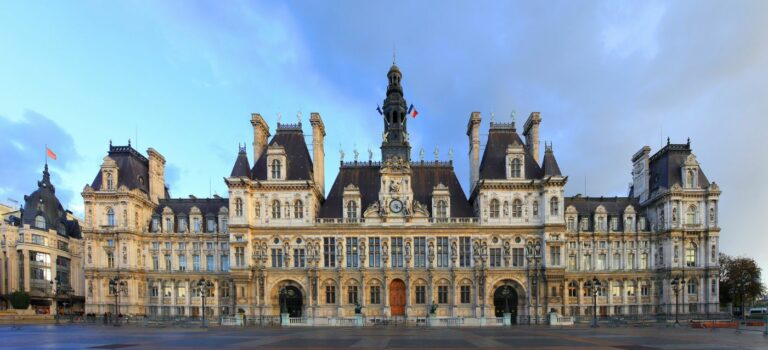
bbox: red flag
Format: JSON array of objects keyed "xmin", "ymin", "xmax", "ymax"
[
  {"xmin": 411, "ymin": 107, "xmax": 419, "ymax": 118},
  {"xmin": 46, "ymin": 147, "xmax": 57, "ymax": 160}
]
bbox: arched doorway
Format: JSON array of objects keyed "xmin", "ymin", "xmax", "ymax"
[
  {"xmin": 278, "ymin": 286, "xmax": 303, "ymax": 317},
  {"xmin": 389, "ymin": 279, "xmax": 405, "ymax": 316},
  {"xmin": 493, "ymin": 284, "xmax": 518, "ymax": 323}
]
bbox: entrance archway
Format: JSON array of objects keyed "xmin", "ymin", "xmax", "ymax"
[
  {"xmin": 493, "ymin": 284, "xmax": 518, "ymax": 323},
  {"xmin": 279, "ymin": 286, "xmax": 303, "ymax": 317},
  {"xmin": 389, "ymin": 279, "xmax": 405, "ymax": 316}
]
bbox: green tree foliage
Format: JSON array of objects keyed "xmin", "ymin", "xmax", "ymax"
[
  {"xmin": 8, "ymin": 291, "xmax": 31, "ymax": 309},
  {"xmin": 719, "ymin": 253, "xmax": 765, "ymax": 307}
]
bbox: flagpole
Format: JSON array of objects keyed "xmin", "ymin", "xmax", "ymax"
[{"xmin": 45, "ymin": 144, "xmax": 47, "ymax": 166}]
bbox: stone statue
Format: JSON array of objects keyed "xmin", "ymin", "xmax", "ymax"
[
  {"xmin": 428, "ymin": 242, "xmax": 435, "ymax": 259},
  {"xmin": 429, "ymin": 302, "xmax": 438, "ymax": 315},
  {"xmin": 405, "ymin": 241, "xmax": 411, "ymax": 258},
  {"xmin": 473, "ymin": 241, "xmax": 480, "ymax": 257},
  {"xmin": 382, "ymin": 131, "xmax": 389, "ymax": 143},
  {"xmin": 368, "ymin": 147, "xmax": 373, "ymax": 161},
  {"xmin": 448, "ymin": 147, "xmax": 453, "ymax": 161},
  {"xmin": 504, "ymin": 241, "xmax": 510, "ymax": 256},
  {"xmin": 382, "ymin": 242, "xmax": 388, "ymax": 257},
  {"xmin": 526, "ymin": 242, "xmax": 533, "ymax": 256},
  {"xmin": 419, "ymin": 147, "xmax": 425, "ymax": 161},
  {"xmin": 451, "ymin": 241, "xmax": 457, "ymax": 258},
  {"xmin": 433, "ymin": 146, "xmax": 439, "ymax": 160},
  {"xmin": 359, "ymin": 241, "xmax": 366, "ymax": 256},
  {"xmin": 339, "ymin": 147, "xmax": 345, "ymax": 162},
  {"xmin": 354, "ymin": 148, "xmax": 359, "ymax": 162},
  {"xmin": 337, "ymin": 241, "xmax": 344, "ymax": 257}
]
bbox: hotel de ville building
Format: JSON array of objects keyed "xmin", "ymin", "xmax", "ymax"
[{"xmin": 83, "ymin": 63, "xmax": 722, "ymax": 324}]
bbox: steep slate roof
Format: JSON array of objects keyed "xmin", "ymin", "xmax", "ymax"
[
  {"xmin": 230, "ymin": 148, "xmax": 252, "ymax": 178},
  {"xmin": 153, "ymin": 197, "xmax": 229, "ymax": 216},
  {"xmin": 319, "ymin": 163, "xmax": 474, "ymax": 218},
  {"xmin": 479, "ymin": 123, "xmax": 543, "ymax": 180},
  {"xmin": 541, "ymin": 148, "xmax": 562, "ymax": 177},
  {"xmin": 648, "ymin": 142, "xmax": 710, "ymax": 192},
  {"xmin": 251, "ymin": 124, "xmax": 314, "ymax": 181},
  {"xmin": 91, "ymin": 144, "xmax": 150, "ymax": 193},
  {"xmin": 565, "ymin": 196, "xmax": 641, "ymax": 231},
  {"xmin": 21, "ymin": 165, "xmax": 82, "ymax": 239}
]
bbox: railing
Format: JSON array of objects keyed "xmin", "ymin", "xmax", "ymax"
[
  {"xmin": 288, "ymin": 317, "xmax": 307, "ymax": 325},
  {"xmin": 484, "ymin": 317, "xmax": 504, "ymax": 326},
  {"xmin": 316, "ymin": 218, "xmax": 365, "ymax": 225},
  {"xmin": 428, "ymin": 217, "xmax": 479, "ymax": 224}
]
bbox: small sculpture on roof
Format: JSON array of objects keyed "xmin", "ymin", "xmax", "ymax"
[
  {"xmin": 433, "ymin": 146, "xmax": 439, "ymax": 160},
  {"xmin": 419, "ymin": 147, "xmax": 425, "ymax": 161},
  {"xmin": 448, "ymin": 147, "xmax": 453, "ymax": 161},
  {"xmin": 297, "ymin": 111, "xmax": 302, "ymax": 124},
  {"xmin": 353, "ymin": 148, "xmax": 359, "ymax": 162},
  {"xmin": 368, "ymin": 147, "xmax": 373, "ymax": 161},
  {"xmin": 339, "ymin": 145, "xmax": 345, "ymax": 162}
]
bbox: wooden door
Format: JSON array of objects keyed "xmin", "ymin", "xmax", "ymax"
[{"xmin": 390, "ymin": 279, "xmax": 406, "ymax": 316}]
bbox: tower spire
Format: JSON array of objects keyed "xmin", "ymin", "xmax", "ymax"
[{"xmin": 380, "ymin": 61, "xmax": 411, "ymax": 162}]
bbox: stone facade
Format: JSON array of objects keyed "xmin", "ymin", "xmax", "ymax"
[{"xmin": 83, "ymin": 64, "xmax": 721, "ymax": 323}]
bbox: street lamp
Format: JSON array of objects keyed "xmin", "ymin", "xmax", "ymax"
[
  {"xmin": 50, "ymin": 277, "xmax": 61, "ymax": 325},
  {"xmin": 197, "ymin": 278, "xmax": 214, "ymax": 328},
  {"xmin": 670, "ymin": 276, "xmax": 685, "ymax": 327},
  {"xmin": 109, "ymin": 275, "xmax": 127, "ymax": 327},
  {"xmin": 585, "ymin": 277, "xmax": 601, "ymax": 328}
]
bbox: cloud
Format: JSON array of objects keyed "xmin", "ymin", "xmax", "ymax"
[{"xmin": 0, "ymin": 110, "xmax": 80, "ymax": 214}]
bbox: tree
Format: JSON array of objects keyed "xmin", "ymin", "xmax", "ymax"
[
  {"xmin": 719, "ymin": 253, "xmax": 765, "ymax": 310},
  {"xmin": 8, "ymin": 291, "xmax": 31, "ymax": 309}
]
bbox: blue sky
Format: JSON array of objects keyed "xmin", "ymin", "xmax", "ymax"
[{"xmin": 1, "ymin": 0, "xmax": 766, "ymax": 279}]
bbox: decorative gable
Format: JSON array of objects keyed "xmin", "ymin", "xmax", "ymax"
[{"xmin": 505, "ymin": 141, "xmax": 525, "ymax": 179}]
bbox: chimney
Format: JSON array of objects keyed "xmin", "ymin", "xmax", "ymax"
[
  {"xmin": 251, "ymin": 113, "xmax": 270, "ymax": 163},
  {"xmin": 523, "ymin": 112, "xmax": 542, "ymax": 164},
  {"xmin": 310, "ymin": 112, "xmax": 326, "ymax": 196},
  {"xmin": 631, "ymin": 146, "xmax": 651, "ymax": 202},
  {"xmin": 147, "ymin": 148, "xmax": 166, "ymax": 204},
  {"xmin": 467, "ymin": 111, "xmax": 482, "ymax": 192}
]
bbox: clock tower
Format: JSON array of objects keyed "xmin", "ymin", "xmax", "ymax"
[{"xmin": 380, "ymin": 63, "xmax": 412, "ymax": 163}]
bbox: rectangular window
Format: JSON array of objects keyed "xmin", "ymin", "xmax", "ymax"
[
  {"xmin": 165, "ymin": 255, "xmax": 171, "ymax": 271},
  {"xmin": 640, "ymin": 253, "xmax": 649, "ymax": 269},
  {"xmin": 324, "ymin": 237, "xmax": 336, "ymax": 268},
  {"xmin": 177, "ymin": 285, "xmax": 186, "ymax": 298},
  {"xmin": 107, "ymin": 253, "xmax": 114, "ymax": 269},
  {"xmin": 391, "ymin": 237, "xmax": 403, "ymax": 268},
  {"xmin": 348, "ymin": 286, "xmax": 358, "ymax": 304},
  {"xmin": 206, "ymin": 242, "xmax": 214, "ymax": 250},
  {"xmin": 206, "ymin": 219, "xmax": 215, "ymax": 233},
  {"xmin": 581, "ymin": 218, "xmax": 589, "ymax": 231},
  {"xmin": 178, "ymin": 242, "xmax": 186, "ymax": 250},
  {"xmin": 370, "ymin": 286, "xmax": 381, "ymax": 304},
  {"xmin": 325, "ymin": 285, "xmax": 336, "ymax": 304},
  {"xmin": 413, "ymin": 237, "xmax": 426, "ymax": 268},
  {"xmin": 193, "ymin": 255, "xmax": 200, "ymax": 271},
  {"xmin": 567, "ymin": 218, "xmax": 575, "ymax": 231},
  {"xmin": 271, "ymin": 248, "xmax": 283, "ymax": 268},
  {"xmin": 294, "ymin": 248, "xmax": 305, "ymax": 268},
  {"xmin": 612, "ymin": 285, "xmax": 621, "ymax": 297},
  {"xmin": 583, "ymin": 255, "xmax": 592, "ymax": 270},
  {"xmin": 597, "ymin": 254, "xmax": 606, "ymax": 270},
  {"xmin": 165, "ymin": 218, "xmax": 172, "ymax": 233},
  {"xmin": 610, "ymin": 217, "xmax": 618, "ymax": 231},
  {"xmin": 369, "ymin": 237, "xmax": 381, "ymax": 268},
  {"xmin": 346, "ymin": 237, "xmax": 358, "ymax": 268},
  {"xmin": 460, "ymin": 285, "xmax": 471, "ymax": 304},
  {"xmin": 178, "ymin": 255, "xmax": 186, "ymax": 271},
  {"xmin": 150, "ymin": 285, "xmax": 159, "ymax": 297},
  {"xmin": 152, "ymin": 218, "xmax": 159, "ymax": 232},
  {"xmin": 415, "ymin": 286, "xmax": 426, "ymax": 304},
  {"xmin": 220, "ymin": 255, "xmax": 229, "ymax": 272},
  {"xmin": 641, "ymin": 283, "xmax": 650, "ymax": 296},
  {"xmin": 206, "ymin": 255, "xmax": 214, "ymax": 271},
  {"xmin": 512, "ymin": 248, "xmax": 524, "ymax": 267},
  {"xmin": 436, "ymin": 237, "xmax": 449, "ymax": 267},
  {"xmin": 193, "ymin": 218, "xmax": 200, "ymax": 233},
  {"xmin": 489, "ymin": 248, "xmax": 502, "ymax": 267},
  {"xmin": 612, "ymin": 254, "xmax": 621, "ymax": 270},
  {"xmin": 599, "ymin": 241, "xmax": 607, "ymax": 249},
  {"xmin": 568, "ymin": 255, "xmax": 577, "ymax": 270},
  {"xmin": 193, "ymin": 242, "xmax": 200, "ymax": 251},
  {"xmin": 152, "ymin": 256, "xmax": 159, "ymax": 271},
  {"xmin": 459, "ymin": 237, "xmax": 471, "ymax": 267},
  {"xmin": 550, "ymin": 246, "xmax": 561, "ymax": 266},
  {"xmin": 438, "ymin": 286, "xmax": 448, "ymax": 304},
  {"xmin": 178, "ymin": 218, "xmax": 187, "ymax": 232},
  {"xmin": 235, "ymin": 247, "xmax": 245, "ymax": 267},
  {"xmin": 152, "ymin": 241, "xmax": 160, "ymax": 250},
  {"xmin": 165, "ymin": 242, "xmax": 171, "ymax": 250}
]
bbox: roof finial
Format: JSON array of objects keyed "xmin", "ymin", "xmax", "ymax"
[
  {"xmin": 490, "ymin": 112, "xmax": 495, "ymax": 124},
  {"xmin": 353, "ymin": 145, "xmax": 359, "ymax": 162},
  {"xmin": 297, "ymin": 110, "xmax": 302, "ymax": 124},
  {"xmin": 667, "ymin": 137, "xmax": 670, "ymax": 145},
  {"xmin": 448, "ymin": 147, "xmax": 454, "ymax": 161},
  {"xmin": 393, "ymin": 43, "xmax": 396, "ymax": 65},
  {"xmin": 433, "ymin": 146, "xmax": 439, "ymax": 161},
  {"xmin": 339, "ymin": 144, "xmax": 345, "ymax": 162},
  {"xmin": 419, "ymin": 147, "xmax": 425, "ymax": 161},
  {"xmin": 277, "ymin": 112, "xmax": 282, "ymax": 125},
  {"xmin": 368, "ymin": 146, "xmax": 373, "ymax": 162},
  {"xmin": 511, "ymin": 110, "xmax": 517, "ymax": 125},
  {"xmin": 687, "ymin": 137, "xmax": 690, "ymax": 147},
  {"xmin": 128, "ymin": 139, "xmax": 131, "ymax": 147}
]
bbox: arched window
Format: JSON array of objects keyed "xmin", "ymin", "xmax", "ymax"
[
  {"xmin": 107, "ymin": 173, "xmax": 114, "ymax": 190},
  {"xmin": 685, "ymin": 243, "xmax": 697, "ymax": 267},
  {"xmin": 512, "ymin": 199, "xmax": 522, "ymax": 218},
  {"xmin": 686, "ymin": 170, "xmax": 695, "ymax": 188},
  {"xmin": 107, "ymin": 208, "xmax": 115, "ymax": 226},
  {"xmin": 346, "ymin": 201, "xmax": 357, "ymax": 219},
  {"xmin": 686, "ymin": 205, "xmax": 697, "ymax": 225},
  {"xmin": 489, "ymin": 199, "xmax": 500, "ymax": 218},
  {"xmin": 271, "ymin": 159, "xmax": 281, "ymax": 179},
  {"xmin": 34, "ymin": 215, "xmax": 46, "ymax": 229},
  {"xmin": 436, "ymin": 200, "xmax": 447, "ymax": 218},
  {"xmin": 532, "ymin": 201, "xmax": 539, "ymax": 216},
  {"xmin": 510, "ymin": 158, "xmax": 521, "ymax": 178},
  {"xmin": 271, "ymin": 200, "xmax": 281, "ymax": 219},
  {"xmin": 550, "ymin": 197, "xmax": 559, "ymax": 216},
  {"xmin": 234, "ymin": 198, "xmax": 243, "ymax": 216},
  {"xmin": 294, "ymin": 200, "xmax": 303, "ymax": 219}
]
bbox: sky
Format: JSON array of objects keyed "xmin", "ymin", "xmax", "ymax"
[{"xmin": 1, "ymin": 0, "xmax": 766, "ymax": 280}]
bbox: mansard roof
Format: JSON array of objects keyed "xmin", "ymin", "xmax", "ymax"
[
  {"xmin": 648, "ymin": 141, "xmax": 710, "ymax": 192},
  {"xmin": 565, "ymin": 196, "xmax": 643, "ymax": 231},
  {"xmin": 229, "ymin": 147, "xmax": 252, "ymax": 178},
  {"xmin": 541, "ymin": 147, "xmax": 562, "ymax": 177},
  {"xmin": 22, "ymin": 165, "xmax": 81, "ymax": 239},
  {"xmin": 152, "ymin": 197, "xmax": 229, "ymax": 217},
  {"xmin": 479, "ymin": 123, "xmax": 543, "ymax": 180},
  {"xmin": 251, "ymin": 123, "xmax": 314, "ymax": 181},
  {"xmin": 318, "ymin": 163, "xmax": 473, "ymax": 218},
  {"xmin": 90, "ymin": 142, "xmax": 150, "ymax": 193}
]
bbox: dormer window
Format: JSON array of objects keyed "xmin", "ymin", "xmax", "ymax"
[
  {"xmin": 436, "ymin": 200, "xmax": 447, "ymax": 218},
  {"xmin": 346, "ymin": 201, "xmax": 358, "ymax": 219},
  {"xmin": 510, "ymin": 158, "xmax": 522, "ymax": 178},
  {"xmin": 686, "ymin": 170, "xmax": 695, "ymax": 188},
  {"xmin": 107, "ymin": 173, "xmax": 114, "ymax": 190},
  {"xmin": 151, "ymin": 217, "xmax": 159, "ymax": 232},
  {"xmin": 549, "ymin": 197, "xmax": 559, "ymax": 216},
  {"xmin": 271, "ymin": 200, "xmax": 281, "ymax": 219},
  {"xmin": 271, "ymin": 159, "xmax": 281, "ymax": 179},
  {"xmin": 165, "ymin": 217, "xmax": 172, "ymax": 232},
  {"xmin": 34, "ymin": 215, "xmax": 46, "ymax": 229},
  {"xmin": 294, "ymin": 200, "xmax": 304, "ymax": 219},
  {"xmin": 682, "ymin": 154, "xmax": 699, "ymax": 188}
]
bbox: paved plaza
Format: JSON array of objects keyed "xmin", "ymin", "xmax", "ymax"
[{"xmin": 1, "ymin": 324, "xmax": 767, "ymax": 350}]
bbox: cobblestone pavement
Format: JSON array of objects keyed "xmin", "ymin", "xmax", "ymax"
[{"xmin": 2, "ymin": 324, "xmax": 766, "ymax": 349}]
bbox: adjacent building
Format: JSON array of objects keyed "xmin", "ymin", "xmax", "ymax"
[
  {"xmin": 0, "ymin": 165, "xmax": 85, "ymax": 314},
  {"xmin": 83, "ymin": 63, "xmax": 721, "ymax": 323}
]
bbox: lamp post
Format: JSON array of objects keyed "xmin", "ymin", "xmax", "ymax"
[
  {"xmin": 670, "ymin": 276, "xmax": 685, "ymax": 327},
  {"xmin": 585, "ymin": 276, "xmax": 601, "ymax": 327},
  {"xmin": 197, "ymin": 278, "xmax": 214, "ymax": 328},
  {"xmin": 109, "ymin": 275, "xmax": 127, "ymax": 327},
  {"xmin": 50, "ymin": 277, "xmax": 61, "ymax": 325}
]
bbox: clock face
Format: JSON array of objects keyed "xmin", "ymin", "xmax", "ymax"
[{"xmin": 389, "ymin": 199, "xmax": 403, "ymax": 213}]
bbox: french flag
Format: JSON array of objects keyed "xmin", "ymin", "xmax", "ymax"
[{"xmin": 408, "ymin": 104, "xmax": 418, "ymax": 118}]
